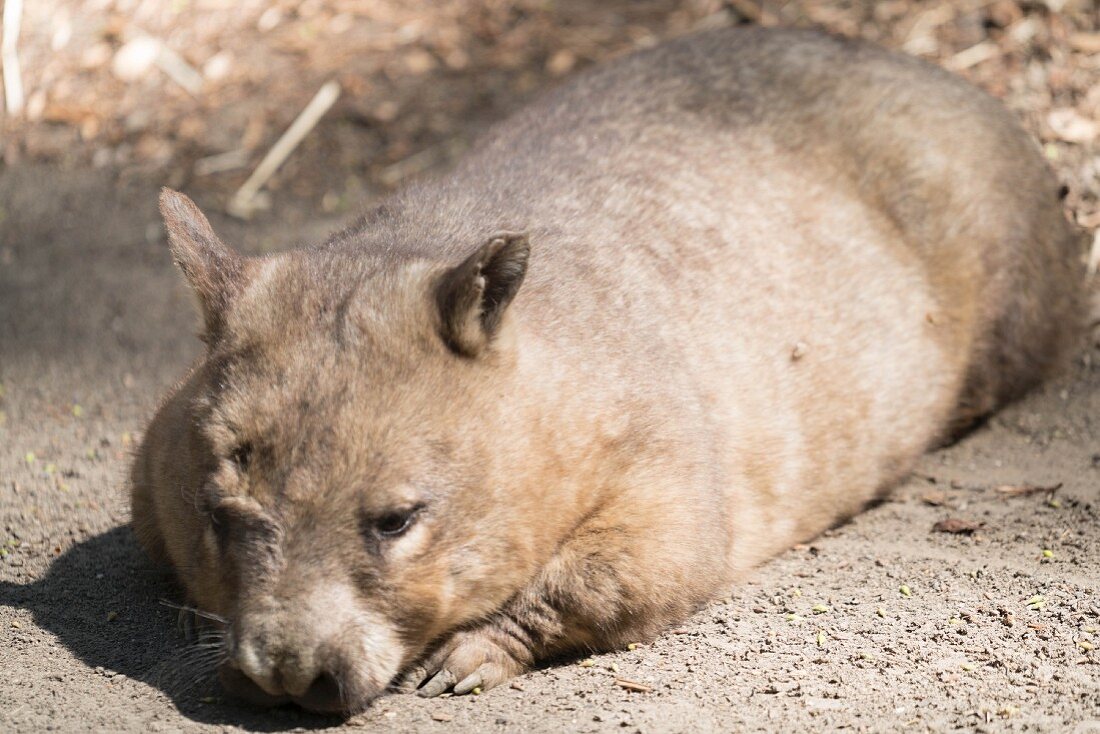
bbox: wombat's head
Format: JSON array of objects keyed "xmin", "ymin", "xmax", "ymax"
[{"xmin": 156, "ymin": 190, "xmax": 538, "ymax": 713}]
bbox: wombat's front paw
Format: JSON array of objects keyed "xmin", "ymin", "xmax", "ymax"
[{"xmin": 404, "ymin": 627, "xmax": 529, "ymax": 697}]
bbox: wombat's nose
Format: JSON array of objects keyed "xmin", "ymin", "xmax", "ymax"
[
  {"xmin": 227, "ymin": 635, "xmax": 349, "ymax": 713},
  {"xmin": 235, "ymin": 636, "xmax": 318, "ymax": 697}
]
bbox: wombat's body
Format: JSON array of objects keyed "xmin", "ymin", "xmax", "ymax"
[{"xmin": 132, "ymin": 27, "xmax": 1084, "ymax": 713}]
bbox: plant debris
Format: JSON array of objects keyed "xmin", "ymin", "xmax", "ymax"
[
  {"xmin": 921, "ymin": 491, "xmax": 952, "ymax": 507},
  {"xmin": 932, "ymin": 518, "xmax": 985, "ymax": 534},
  {"xmin": 614, "ymin": 678, "xmax": 654, "ymax": 693},
  {"xmin": 993, "ymin": 483, "xmax": 1062, "ymax": 497}
]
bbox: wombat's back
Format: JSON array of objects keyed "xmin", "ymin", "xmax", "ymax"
[
  {"xmin": 344, "ymin": 27, "xmax": 1084, "ymax": 561},
  {"xmin": 456, "ymin": 27, "xmax": 1083, "ymax": 421}
]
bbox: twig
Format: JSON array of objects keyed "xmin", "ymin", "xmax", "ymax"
[
  {"xmin": 993, "ymin": 482, "xmax": 1062, "ymax": 497},
  {"xmin": 227, "ymin": 80, "xmax": 341, "ymax": 219},
  {"xmin": 113, "ymin": 29, "xmax": 202, "ymax": 95},
  {"xmin": 155, "ymin": 43, "xmax": 203, "ymax": 95},
  {"xmin": 2, "ymin": 0, "xmax": 25, "ymax": 116},
  {"xmin": 944, "ymin": 41, "xmax": 999, "ymax": 71},
  {"xmin": 614, "ymin": 678, "xmax": 654, "ymax": 693}
]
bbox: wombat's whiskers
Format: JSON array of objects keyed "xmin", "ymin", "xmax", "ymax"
[
  {"xmin": 150, "ymin": 638, "xmax": 229, "ymax": 698},
  {"xmin": 145, "ymin": 600, "xmax": 232, "ymax": 700},
  {"xmin": 158, "ymin": 599, "xmax": 228, "ymax": 625}
]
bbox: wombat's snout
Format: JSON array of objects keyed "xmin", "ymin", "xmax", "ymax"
[
  {"xmin": 218, "ymin": 602, "xmax": 393, "ymax": 715},
  {"xmin": 218, "ymin": 630, "xmax": 364, "ymax": 714}
]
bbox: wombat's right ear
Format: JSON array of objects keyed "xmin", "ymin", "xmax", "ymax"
[
  {"xmin": 436, "ymin": 232, "xmax": 529, "ymax": 356},
  {"xmin": 159, "ymin": 188, "xmax": 247, "ymax": 342}
]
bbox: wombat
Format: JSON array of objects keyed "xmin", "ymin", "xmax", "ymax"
[{"xmin": 131, "ymin": 26, "xmax": 1085, "ymax": 714}]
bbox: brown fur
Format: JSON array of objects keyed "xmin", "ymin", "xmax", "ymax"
[{"xmin": 130, "ymin": 27, "xmax": 1085, "ymax": 714}]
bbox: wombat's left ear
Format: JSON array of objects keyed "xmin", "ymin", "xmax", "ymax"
[
  {"xmin": 159, "ymin": 188, "xmax": 247, "ymax": 342},
  {"xmin": 436, "ymin": 232, "xmax": 529, "ymax": 356}
]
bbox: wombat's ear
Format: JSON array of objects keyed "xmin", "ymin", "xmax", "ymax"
[
  {"xmin": 159, "ymin": 188, "xmax": 247, "ymax": 342},
  {"xmin": 435, "ymin": 232, "xmax": 529, "ymax": 356}
]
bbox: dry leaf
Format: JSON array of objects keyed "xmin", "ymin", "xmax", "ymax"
[
  {"xmin": 932, "ymin": 518, "xmax": 984, "ymax": 534},
  {"xmin": 614, "ymin": 678, "xmax": 654, "ymax": 693}
]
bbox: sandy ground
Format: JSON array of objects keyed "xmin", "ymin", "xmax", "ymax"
[
  {"xmin": 2, "ymin": 3, "xmax": 1100, "ymax": 731},
  {"xmin": 0, "ymin": 158, "xmax": 1098, "ymax": 732}
]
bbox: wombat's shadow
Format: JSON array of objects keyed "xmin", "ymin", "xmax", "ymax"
[{"xmin": 0, "ymin": 525, "xmax": 340, "ymax": 731}]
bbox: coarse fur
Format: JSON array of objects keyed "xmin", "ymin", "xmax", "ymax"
[{"xmin": 130, "ymin": 26, "xmax": 1086, "ymax": 713}]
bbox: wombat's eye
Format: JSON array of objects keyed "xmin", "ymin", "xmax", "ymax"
[
  {"xmin": 230, "ymin": 443, "xmax": 253, "ymax": 472},
  {"xmin": 374, "ymin": 507, "xmax": 420, "ymax": 538}
]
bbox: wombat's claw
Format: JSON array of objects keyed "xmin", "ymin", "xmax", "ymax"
[
  {"xmin": 452, "ymin": 670, "xmax": 487, "ymax": 695},
  {"xmin": 411, "ymin": 630, "xmax": 527, "ymax": 697},
  {"xmin": 417, "ymin": 669, "xmax": 456, "ymax": 698}
]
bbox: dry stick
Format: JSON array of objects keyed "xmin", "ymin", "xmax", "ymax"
[
  {"xmin": 2, "ymin": 0, "xmax": 25, "ymax": 116},
  {"xmin": 945, "ymin": 40, "xmax": 999, "ymax": 71},
  {"xmin": 227, "ymin": 80, "xmax": 341, "ymax": 219},
  {"xmin": 154, "ymin": 42, "xmax": 202, "ymax": 95},
  {"xmin": 614, "ymin": 678, "xmax": 654, "ymax": 693},
  {"xmin": 993, "ymin": 482, "xmax": 1062, "ymax": 497}
]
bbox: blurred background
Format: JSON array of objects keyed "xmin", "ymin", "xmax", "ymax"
[{"xmin": 1, "ymin": 0, "xmax": 1098, "ymax": 222}]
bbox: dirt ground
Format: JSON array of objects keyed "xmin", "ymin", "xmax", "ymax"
[{"xmin": 2, "ymin": 1, "xmax": 1099, "ymax": 732}]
